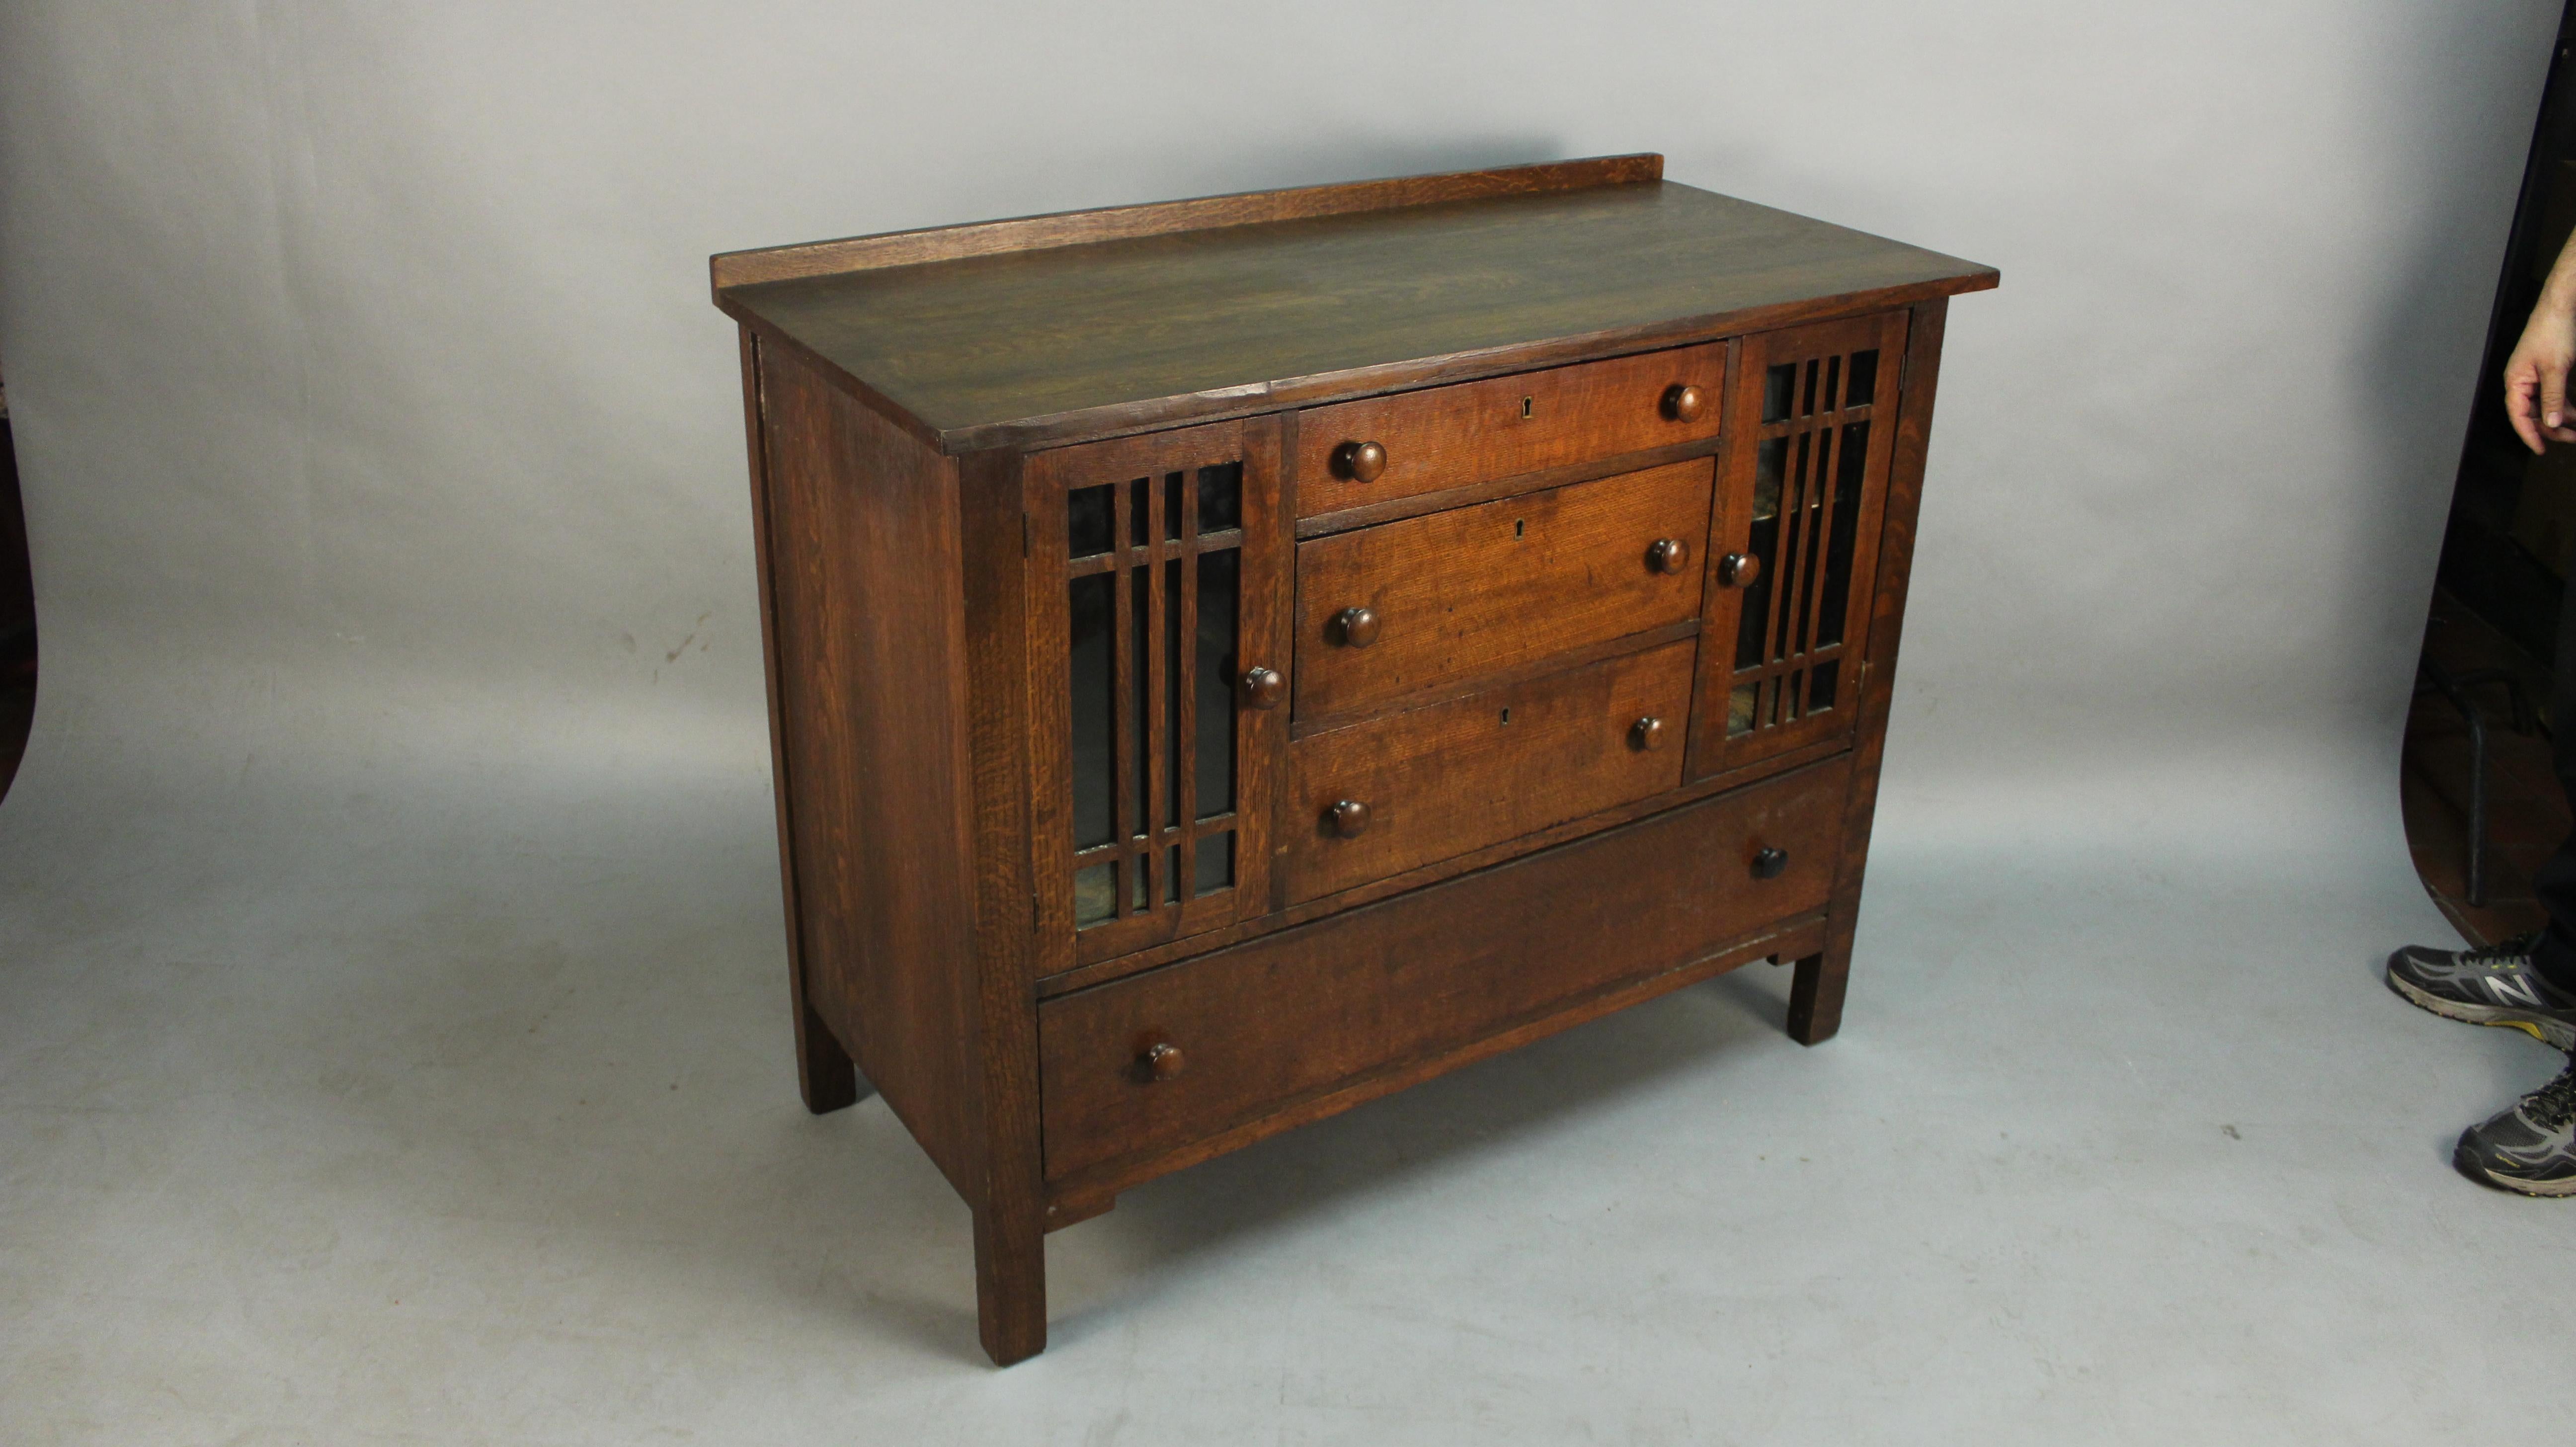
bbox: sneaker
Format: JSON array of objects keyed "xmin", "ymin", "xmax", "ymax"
[
  {"xmin": 2455, "ymin": 1055, "xmax": 2576, "ymax": 1197},
  {"xmin": 2385, "ymin": 931, "xmax": 2576, "ymax": 1051}
]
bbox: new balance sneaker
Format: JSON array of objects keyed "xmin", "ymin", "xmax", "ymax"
[
  {"xmin": 2455, "ymin": 1055, "xmax": 2576, "ymax": 1197},
  {"xmin": 2385, "ymin": 931, "xmax": 2576, "ymax": 1051}
]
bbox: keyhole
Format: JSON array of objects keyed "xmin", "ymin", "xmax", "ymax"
[
  {"xmin": 1500, "ymin": 708, "xmax": 1511, "ymax": 724},
  {"xmin": 1521, "ymin": 396, "xmax": 1534, "ymax": 419},
  {"xmin": 1514, "ymin": 519, "xmax": 1525, "ymax": 539}
]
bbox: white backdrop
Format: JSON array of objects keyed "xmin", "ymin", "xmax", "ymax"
[{"xmin": 1, "ymin": 3, "xmax": 2564, "ymax": 1441}]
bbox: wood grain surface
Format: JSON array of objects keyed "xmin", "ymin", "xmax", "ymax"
[
  {"xmin": 1293, "ymin": 343, "xmax": 1723, "ymax": 517},
  {"xmin": 1292, "ymin": 458, "xmax": 1713, "ymax": 721},
  {"xmin": 1037, "ymin": 756, "xmax": 1852, "ymax": 1185},
  {"xmin": 756, "ymin": 347, "xmax": 985, "ymax": 1200},
  {"xmin": 1281, "ymin": 639, "xmax": 1695, "ymax": 903},
  {"xmin": 716, "ymin": 171, "xmax": 1997, "ymax": 453},
  {"xmin": 712, "ymin": 155, "xmax": 1663, "ymax": 287}
]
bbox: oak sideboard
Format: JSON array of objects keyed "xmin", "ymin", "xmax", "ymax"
[{"xmin": 712, "ymin": 155, "xmax": 1995, "ymax": 1364}]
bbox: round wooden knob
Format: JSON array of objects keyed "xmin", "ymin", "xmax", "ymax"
[
  {"xmin": 1664, "ymin": 384, "xmax": 1705, "ymax": 422},
  {"xmin": 1336, "ymin": 440, "xmax": 1389, "ymax": 483},
  {"xmin": 1751, "ymin": 846, "xmax": 1789, "ymax": 881},
  {"xmin": 1719, "ymin": 552, "xmax": 1761, "ymax": 587},
  {"xmin": 1647, "ymin": 538, "xmax": 1690, "ymax": 574},
  {"xmin": 1330, "ymin": 799, "xmax": 1372, "ymax": 838},
  {"xmin": 1631, "ymin": 716, "xmax": 1665, "ymax": 752},
  {"xmin": 1239, "ymin": 666, "xmax": 1285, "ymax": 709},
  {"xmin": 1140, "ymin": 1040, "xmax": 1186, "ymax": 1082},
  {"xmin": 1334, "ymin": 605, "xmax": 1380, "ymax": 648}
]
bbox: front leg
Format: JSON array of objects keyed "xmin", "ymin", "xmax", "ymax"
[
  {"xmin": 795, "ymin": 997, "xmax": 867, "ymax": 1114},
  {"xmin": 1786, "ymin": 949, "xmax": 1849, "ymax": 1045},
  {"xmin": 974, "ymin": 1199, "xmax": 1047, "ymax": 1366}
]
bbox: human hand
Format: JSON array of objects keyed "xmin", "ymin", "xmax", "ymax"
[{"xmin": 2505, "ymin": 291, "xmax": 2576, "ymax": 453}]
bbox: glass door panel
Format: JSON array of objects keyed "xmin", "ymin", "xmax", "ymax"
[
  {"xmin": 1692, "ymin": 311, "xmax": 1909, "ymax": 778},
  {"xmin": 1027, "ymin": 419, "xmax": 1283, "ymax": 968}
]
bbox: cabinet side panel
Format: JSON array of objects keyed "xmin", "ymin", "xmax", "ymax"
[
  {"xmin": 1812, "ymin": 296, "xmax": 1951, "ymax": 1039},
  {"xmin": 760, "ymin": 346, "xmax": 984, "ymax": 1197},
  {"xmin": 740, "ymin": 328, "xmax": 861, "ymax": 1112}
]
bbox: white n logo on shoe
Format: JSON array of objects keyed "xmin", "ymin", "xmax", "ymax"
[{"xmin": 2487, "ymin": 974, "xmax": 2548, "ymax": 1008}]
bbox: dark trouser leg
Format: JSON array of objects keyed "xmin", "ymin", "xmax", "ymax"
[{"xmin": 2529, "ymin": 574, "xmax": 2576, "ymax": 997}]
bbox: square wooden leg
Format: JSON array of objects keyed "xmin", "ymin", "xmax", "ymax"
[
  {"xmin": 1786, "ymin": 949, "xmax": 1849, "ymax": 1045},
  {"xmin": 795, "ymin": 998, "xmax": 867, "ymax": 1115},
  {"xmin": 974, "ymin": 1201, "xmax": 1047, "ymax": 1366}
]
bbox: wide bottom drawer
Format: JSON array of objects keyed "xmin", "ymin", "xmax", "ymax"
[{"xmin": 1038, "ymin": 755, "xmax": 1852, "ymax": 1185}]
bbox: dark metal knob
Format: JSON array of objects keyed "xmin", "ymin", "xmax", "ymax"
[
  {"xmin": 1664, "ymin": 384, "xmax": 1705, "ymax": 422},
  {"xmin": 1647, "ymin": 538, "xmax": 1690, "ymax": 574},
  {"xmin": 1335, "ymin": 440, "xmax": 1388, "ymax": 483},
  {"xmin": 1239, "ymin": 666, "xmax": 1285, "ymax": 709},
  {"xmin": 1719, "ymin": 553, "xmax": 1761, "ymax": 587},
  {"xmin": 1334, "ymin": 605, "xmax": 1380, "ymax": 648},
  {"xmin": 1751, "ymin": 846, "xmax": 1788, "ymax": 881},
  {"xmin": 1330, "ymin": 800, "xmax": 1372, "ymax": 838},
  {"xmin": 1631, "ymin": 716, "xmax": 1665, "ymax": 752},
  {"xmin": 1140, "ymin": 1040, "xmax": 1186, "ymax": 1082}
]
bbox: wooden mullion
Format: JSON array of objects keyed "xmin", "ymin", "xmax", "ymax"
[
  {"xmin": 1142, "ymin": 473, "xmax": 1169, "ymax": 918},
  {"xmin": 1771, "ymin": 428, "xmax": 1812, "ymax": 666},
  {"xmin": 1794, "ymin": 421, "xmax": 1839, "ymax": 668},
  {"xmin": 1110, "ymin": 479, "xmax": 1138, "ymax": 920},
  {"xmin": 1069, "ymin": 553, "xmax": 1116, "ymax": 578},
  {"xmin": 1176, "ymin": 471, "xmax": 1202, "ymax": 902}
]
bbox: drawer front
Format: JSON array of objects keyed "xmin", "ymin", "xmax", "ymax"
[
  {"xmin": 1038, "ymin": 757, "xmax": 1850, "ymax": 1184},
  {"xmin": 1292, "ymin": 459, "xmax": 1713, "ymax": 721},
  {"xmin": 1283, "ymin": 639, "xmax": 1694, "ymax": 905},
  {"xmin": 1294, "ymin": 343, "xmax": 1725, "ymax": 519}
]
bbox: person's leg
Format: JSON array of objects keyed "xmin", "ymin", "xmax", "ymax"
[
  {"xmin": 2449, "ymin": 573, "xmax": 2576, "ymax": 1196},
  {"xmin": 2387, "ymin": 579, "xmax": 2576, "ymax": 1048}
]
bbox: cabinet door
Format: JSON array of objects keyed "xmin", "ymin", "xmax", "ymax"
[
  {"xmin": 1690, "ymin": 311, "xmax": 1910, "ymax": 779},
  {"xmin": 1026, "ymin": 417, "xmax": 1288, "ymax": 968}
]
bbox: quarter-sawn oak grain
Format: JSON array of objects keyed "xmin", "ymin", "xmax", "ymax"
[
  {"xmin": 1293, "ymin": 343, "xmax": 1723, "ymax": 517},
  {"xmin": 1282, "ymin": 639, "xmax": 1695, "ymax": 904},
  {"xmin": 715, "ymin": 156, "xmax": 1992, "ymax": 1367},
  {"xmin": 716, "ymin": 163, "xmax": 1997, "ymax": 453},
  {"xmin": 1292, "ymin": 459, "xmax": 1713, "ymax": 722},
  {"xmin": 1039, "ymin": 757, "xmax": 1851, "ymax": 1185}
]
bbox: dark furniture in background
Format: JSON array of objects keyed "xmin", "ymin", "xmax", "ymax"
[
  {"xmin": 0, "ymin": 370, "xmax": 35, "ymax": 802},
  {"xmin": 2439, "ymin": 5, "xmax": 2576, "ymax": 657},
  {"xmin": 2410, "ymin": 4, "xmax": 2576, "ymax": 932},
  {"xmin": 713, "ymin": 156, "xmax": 1995, "ymax": 1364}
]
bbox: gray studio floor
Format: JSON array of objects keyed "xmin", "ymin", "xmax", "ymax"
[{"xmin": 3, "ymin": 745, "xmax": 2572, "ymax": 1446}]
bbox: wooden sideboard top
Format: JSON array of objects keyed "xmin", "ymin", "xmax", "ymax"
[{"xmin": 712, "ymin": 155, "xmax": 1997, "ymax": 455}]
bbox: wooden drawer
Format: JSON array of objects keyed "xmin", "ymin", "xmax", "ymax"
[
  {"xmin": 1294, "ymin": 343, "xmax": 1725, "ymax": 519},
  {"xmin": 1039, "ymin": 756, "xmax": 1850, "ymax": 1184},
  {"xmin": 1292, "ymin": 459, "xmax": 1713, "ymax": 722},
  {"xmin": 1282, "ymin": 639, "xmax": 1694, "ymax": 905}
]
